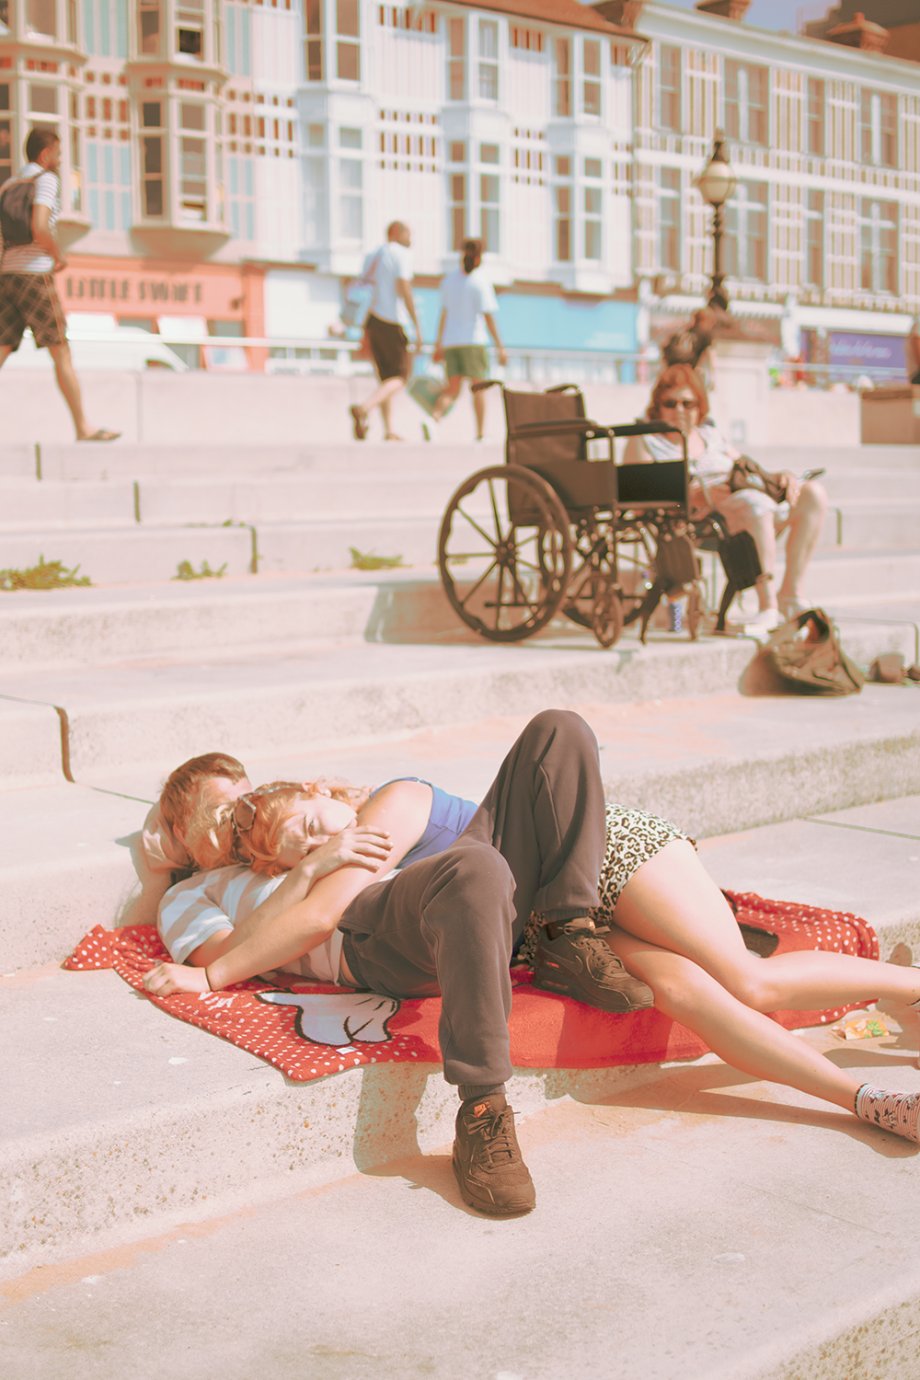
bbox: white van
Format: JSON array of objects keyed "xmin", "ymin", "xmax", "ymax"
[{"xmin": 5, "ymin": 313, "xmax": 188, "ymax": 372}]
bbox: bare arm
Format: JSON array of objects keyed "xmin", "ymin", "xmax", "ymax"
[
  {"xmin": 621, "ymin": 435, "xmax": 653, "ymax": 465},
  {"xmin": 184, "ymin": 822, "xmax": 393, "ymax": 967},
  {"xmin": 432, "ymin": 307, "xmax": 447, "ymax": 361},
  {"xmin": 31, "ymin": 204, "xmax": 65, "ymax": 270},
  {"xmin": 483, "ymin": 312, "xmax": 507, "ymax": 366},
  {"xmin": 397, "ymin": 278, "xmax": 422, "ymax": 347},
  {"xmin": 144, "ymin": 782, "xmax": 433, "ymax": 994}
]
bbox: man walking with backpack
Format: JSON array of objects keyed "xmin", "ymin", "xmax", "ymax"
[{"xmin": 0, "ymin": 126, "xmax": 119, "ymax": 441}]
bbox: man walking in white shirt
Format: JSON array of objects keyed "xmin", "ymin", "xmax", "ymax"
[
  {"xmin": 350, "ymin": 221, "xmax": 421, "ymax": 442},
  {"xmin": 0, "ymin": 126, "xmax": 119, "ymax": 442}
]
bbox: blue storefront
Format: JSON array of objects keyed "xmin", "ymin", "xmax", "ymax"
[{"xmin": 411, "ymin": 285, "xmax": 640, "ymax": 379}]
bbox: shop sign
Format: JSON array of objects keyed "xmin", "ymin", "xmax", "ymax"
[
  {"xmin": 60, "ymin": 263, "xmax": 247, "ymax": 317},
  {"xmin": 63, "ymin": 274, "xmax": 206, "ymax": 308},
  {"xmin": 828, "ymin": 331, "xmax": 906, "ymax": 371}
]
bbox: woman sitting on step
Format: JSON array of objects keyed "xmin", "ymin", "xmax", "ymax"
[
  {"xmin": 144, "ymin": 715, "xmax": 920, "ymax": 1163},
  {"xmin": 623, "ymin": 365, "xmax": 828, "ymax": 635}
]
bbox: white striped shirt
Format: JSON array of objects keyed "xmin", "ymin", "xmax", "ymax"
[
  {"xmin": 158, "ymin": 864, "xmax": 346, "ymax": 985},
  {"xmin": 0, "ymin": 164, "xmax": 59, "ymax": 273}
]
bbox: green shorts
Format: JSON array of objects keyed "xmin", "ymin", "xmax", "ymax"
[{"xmin": 444, "ymin": 345, "xmax": 490, "ymax": 380}]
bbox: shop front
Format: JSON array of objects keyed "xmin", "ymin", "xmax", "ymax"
[
  {"xmin": 496, "ymin": 291, "xmax": 640, "ymax": 382},
  {"xmin": 58, "ymin": 257, "xmax": 266, "ymax": 370}
]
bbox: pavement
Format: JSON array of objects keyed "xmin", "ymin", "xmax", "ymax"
[{"xmin": 2, "ymin": 423, "xmax": 920, "ymax": 1378}]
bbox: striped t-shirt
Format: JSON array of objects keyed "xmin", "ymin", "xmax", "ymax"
[
  {"xmin": 158, "ymin": 864, "xmax": 346, "ymax": 985},
  {"xmin": 0, "ymin": 163, "xmax": 60, "ymax": 273}
]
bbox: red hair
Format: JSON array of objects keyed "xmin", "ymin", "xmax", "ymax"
[
  {"xmin": 647, "ymin": 364, "xmax": 710, "ymax": 422},
  {"xmin": 237, "ymin": 779, "xmax": 370, "ymax": 877}
]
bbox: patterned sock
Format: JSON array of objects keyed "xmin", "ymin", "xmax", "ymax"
[{"xmin": 854, "ymin": 1084, "xmax": 920, "ymax": 1144}]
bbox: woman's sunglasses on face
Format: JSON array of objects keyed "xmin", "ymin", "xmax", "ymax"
[{"xmin": 659, "ymin": 396, "xmax": 699, "ymax": 411}]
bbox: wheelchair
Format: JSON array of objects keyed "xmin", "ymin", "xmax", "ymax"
[{"xmin": 436, "ymin": 383, "xmax": 716, "ymax": 648}]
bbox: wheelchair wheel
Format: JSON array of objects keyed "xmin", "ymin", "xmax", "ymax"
[
  {"xmin": 560, "ymin": 524, "xmax": 624, "ymax": 649},
  {"xmin": 438, "ymin": 465, "xmax": 573, "ymax": 642},
  {"xmin": 589, "ymin": 577, "xmax": 624, "ymax": 649}
]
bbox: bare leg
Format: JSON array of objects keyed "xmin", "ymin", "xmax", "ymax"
[
  {"xmin": 748, "ymin": 511, "xmax": 778, "ymax": 611},
  {"xmin": 432, "ymin": 376, "xmax": 462, "ymax": 422},
  {"xmin": 613, "ymin": 841, "xmax": 920, "ymax": 1014},
  {"xmin": 47, "ymin": 342, "xmax": 91, "ymax": 438},
  {"xmin": 607, "ymin": 928, "xmax": 864, "ymax": 1111},
  {"xmin": 378, "ymin": 377, "xmax": 407, "ymax": 439},
  {"xmin": 353, "ymin": 375, "xmax": 406, "ymax": 440},
  {"xmin": 777, "ymin": 480, "xmax": 828, "ymax": 606},
  {"xmin": 472, "ymin": 380, "xmax": 487, "ymax": 439}
]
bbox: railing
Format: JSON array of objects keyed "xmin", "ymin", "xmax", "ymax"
[
  {"xmin": 20, "ymin": 326, "xmax": 915, "ymax": 392},
  {"xmin": 768, "ymin": 359, "xmax": 909, "ymax": 390}
]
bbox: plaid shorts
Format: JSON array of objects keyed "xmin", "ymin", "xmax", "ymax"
[{"xmin": 0, "ymin": 272, "xmax": 68, "ymax": 350}]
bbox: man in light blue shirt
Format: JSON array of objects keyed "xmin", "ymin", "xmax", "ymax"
[{"xmin": 350, "ymin": 221, "xmax": 422, "ymax": 442}]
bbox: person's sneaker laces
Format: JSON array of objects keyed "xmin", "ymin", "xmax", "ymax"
[
  {"xmin": 532, "ymin": 919, "xmax": 654, "ymax": 1013},
  {"xmin": 452, "ymin": 1095, "xmax": 536, "ymax": 1216}
]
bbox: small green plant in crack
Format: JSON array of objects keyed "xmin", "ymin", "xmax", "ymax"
[
  {"xmin": 173, "ymin": 559, "xmax": 228, "ymax": 581},
  {"xmin": 0, "ymin": 556, "xmax": 92, "ymax": 591},
  {"xmin": 349, "ymin": 546, "xmax": 405, "ymax": 571}
]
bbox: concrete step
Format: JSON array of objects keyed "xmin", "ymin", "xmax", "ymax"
[
  {"xmin": 2, "ymin": 677, "xmax": 919, "ymax": 966},
  {"xmin": 1, "ymin": 794, "xmax": 918, "ymax": 1290},
  {"xmin": 21, "ymin": 440, "xmax": 494, "ymax": 482},
  {"xmin": 0, "ymin": 697, "xmax": 64, "ymax": 788},
  {"xmin": 819, "ymin": 469, "xmax": 920, "ymax": 501},
  {"xmin": 3, "ymin": 500, "xmax": 920, "ymax": 584},
  {"xmin": 3, "ymin": 631, "xmax": 918, "ymax": 794},
  {"xmin": 4, "ymin": 1056, "xmax": 920, "ymax": 1379},
  {"xmin": 0, "ymin": 523, "xmax": 256, "ymax": 584},
  {"xmin": 747, "ymin": 443, "xmax": 920, "ymax": 472},
  {"xmin": 828, "ymin": 500, "xmax": 920, "ymax": 548},
  {"xmin": 133, "ymin": 474, "xmax": 467, "ymax": 526},
  {"xmin": 0, "ymin": 783, "xmax": 152, "ymax": 969},
  {"xmin": 6, "ymin": 473, "xmax": 920, "ymax": 554},
  {"xmin": 0, "ymin": 443, "xmax": 38, "ymax": 480},
  {"xmin": 0, "ymin": 571, "xmax": 451, "ymax": 670},
  {"xmin": 795, "ymin": 548, "xmax": 920, "ymax": 601},
  {"xmin": 5, "ymin": 564, "xmax": 915, "ymax": 677},
  {"xmin": 0, "ymin": 478, "xmax": 137, "ymax": 528}
]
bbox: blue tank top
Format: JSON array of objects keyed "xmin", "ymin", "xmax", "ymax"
[{"xmin": 370, "ymin": 778, "xmax": 478, "ymax": 869}]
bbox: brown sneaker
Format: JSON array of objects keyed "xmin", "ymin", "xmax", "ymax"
[
  {"xmin": 532, "ymin": 919, "xmax": 654, "ymax": 1013},
  {"xmin": 452, "ymin": 1095, "xmax": 536, "ymax": 1216}
]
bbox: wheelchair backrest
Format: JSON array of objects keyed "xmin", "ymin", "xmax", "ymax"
[{"xmin": 503, "ymin": 387, "xmax": 588, "ymax": 469}]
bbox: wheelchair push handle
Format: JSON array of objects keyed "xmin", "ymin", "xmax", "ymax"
[{"xmin": 609, "ymin": 420, "xmax": 684, "ymax": 439}]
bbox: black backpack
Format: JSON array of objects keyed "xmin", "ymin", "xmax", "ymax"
[{"xmin": 0, "ymin": 171, "xmax": 43, "ymax": 247}]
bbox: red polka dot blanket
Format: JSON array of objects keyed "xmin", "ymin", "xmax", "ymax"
[{"xmin": 65, "ymin": 892, "xmax": 879, "ymax": 1082}]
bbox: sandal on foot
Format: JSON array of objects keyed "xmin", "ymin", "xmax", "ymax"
[
  {"xmin": 349, "ymin": 405, "xmax": 368, "ymax": 441},
  {"xmin": 78, "ymin": 428, "xmax": 121, "ymax": 442}
]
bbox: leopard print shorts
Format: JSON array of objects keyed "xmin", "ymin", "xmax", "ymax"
[{"xmin": 517, "ymin": 803, "xmax": 690, "ymax": 966}]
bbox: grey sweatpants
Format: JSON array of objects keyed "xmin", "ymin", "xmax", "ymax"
[{"xmin": 340, "ymin": 709, "xmax": 606, "ymax": 1087}]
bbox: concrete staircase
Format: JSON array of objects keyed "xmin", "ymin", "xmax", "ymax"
[{"xmin": 2, "ymin": 429, "xmax": 920, "ymax": 1377}]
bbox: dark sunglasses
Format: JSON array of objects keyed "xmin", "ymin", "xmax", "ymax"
[
  {"xmin": 231, "ymin": 782, "xmax": 296, "ymax": 838},
  {"xmin": 659, "ymin": 397, "xmax": 699, "ymax": 410}
]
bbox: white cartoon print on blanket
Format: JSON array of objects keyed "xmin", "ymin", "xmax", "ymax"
[{"xmin": 257, "ymin": 991, "xmax": 399, "ymax": 1047}]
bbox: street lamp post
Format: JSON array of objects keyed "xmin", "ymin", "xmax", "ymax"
[{"xmin": 696, "ymin": 130, "xmax": 736, "ymax": 312}]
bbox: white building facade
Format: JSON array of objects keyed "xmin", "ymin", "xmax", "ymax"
[
  {"xmin": 606, "ymin": 0, "xmax": 920, "ymax": 376},
  {"xmin": 0, "ymin": 0, "xmax": 918, "ymax": 374}
]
